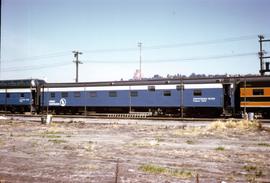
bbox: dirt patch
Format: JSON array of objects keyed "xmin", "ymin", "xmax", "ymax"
[{"xmin": 0, "ymin": 119, "xmax": 269, "ymax": 182}]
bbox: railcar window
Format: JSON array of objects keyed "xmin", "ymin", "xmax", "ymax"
[
  {"xmin": 148, "ymin": 86, "xmax": 155, "ymax": 91},
  {"xmin": 109, "ymin": 91, "xmax": 117, "ymax": 97},
  {"xmin": 89, "ymin": 91, "xmax": 97, "ymax": 97},
  {"xmin": 20, "ymin": 93, "xmax": 25, "ymax": 98},
  {"xmin": 193, "ymin": 90, "xmax": 202, "ymax": 96},
  {"xmin": 130, "ymin": 91, "xmax": 138, "ymax": 97},
  {"xmin": 61, "ymin": 92, "xmax": 68, "ymax": 98},
  {"xmin": 253, "ymin": 89, "xmax": 264, "ymax": 96},
  {"xmin": 6, "ymin": 93, "xmax": 10, "ymax": 98},
  {"xmin": 163, "ymin": 90, "xmax": 171, "ymax": 96},
  {"xmin": 50, "ymin": 92, "xmax": 55, "ymax": 98},
  {"xmin": 74, "ymin": 92, "xmax": 81, "ymax": 98}
]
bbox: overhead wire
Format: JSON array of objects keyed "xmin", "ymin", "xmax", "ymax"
[
  {"xmin": 3, "ymin": 51, "xmax": 72, "ymax": 63},
  {"xmin": 81, "ymin": 34, "xmax": 260, "ymax": 53},
  {"xmin": 2, "ymin": 62, "xmax": 73, "ymax": 72},
  {"xmin": 2, "ymin": 34, "xmax": 264, "ymax": 63},
  {"xmin": 81, "ymin": 52, "xmax": 256, "ymax": 64},
  {"xmin": 2, "ymin": 52, "xmax": 257, "ymax": 72},
  {"xmin": 2, "ymin": 34, "xmax": 268, "ymax": 72}
]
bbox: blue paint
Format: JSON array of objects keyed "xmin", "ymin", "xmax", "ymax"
[{"xmin": 42, "ymin": 88, "xmax": 223, "ymax": 108}]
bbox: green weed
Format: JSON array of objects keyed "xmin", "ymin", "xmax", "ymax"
[
  {"xmin": 139, "ymin": 164, "xmax": 193, "ymax": 178},
  {"xmin": 243, "ymin": 165, "xmax": 263, "ymax": 181},
  {"xmin": 186, "ymin": 140, "xmax": 195, "ymax": 144},
  {"xmin": 257, "ymin": 142, "xmax": 270, "ymax": 147},
  {"xmin": 46, "ymin": 135, "xmax": 61, "ymax": 138},
  {"xmin": 215, "ymin": 146, "xmax": 225, "ymax": 151},
  {"xmin": 48, "ymin": 139, "xmax": 67, "ymax": 144}
]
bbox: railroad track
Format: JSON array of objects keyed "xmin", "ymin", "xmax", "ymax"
[{"xmin": 2, "ymin": 113, "xmax": 270, "ymax": 123}]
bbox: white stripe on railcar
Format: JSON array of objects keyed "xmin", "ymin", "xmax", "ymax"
[
  {"xmin": 46, "ymin": 86, "xmax": 130, "ymax": 92},
  {"xmin": 130, "ymin": 85, "xmax": 177, "ymax": 90},
  {"xmin": 185, "ymin": 83, "xmax": 223, "ymax": 89},
  {"xmin": 0, "ymin": 89, "xmax": 31, "ymax": 93},
  {"xmin": 44, "ymin": 84, "xmax": 179, "ymax": 92},
  {"xmin": 155, "ymin": 84, "xmax": 178, "ymax": 90}
]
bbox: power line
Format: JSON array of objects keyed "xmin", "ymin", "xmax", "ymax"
[
  {"xmin": 3, "ymin": 62, "xmax": 72, "ymax": 72},
  {"xmin": 2, "ymin": 34, "xmax": 267, "ymax": 63},
  {"xmin": 3, "ymin": 51, "xmax": 71, "ymax": 63},
  {"xmin": 82, "ymin": 52, "xmax": 256, "ymax": 64},
  {"xmin": 145, "ymin": 52, "xmax": 257, "ymax": 63},
  {"xmin": 82, "ymin": 34, "xmax": 264, "ymax": 53},
  {"xmin": 2, "ymin": 52, "xmax": 256, "ymax": 72}
]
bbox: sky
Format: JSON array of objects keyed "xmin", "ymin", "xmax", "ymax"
[{"xmin": 1, "ymin": 0, "xmax": 270, "ymax": 82}]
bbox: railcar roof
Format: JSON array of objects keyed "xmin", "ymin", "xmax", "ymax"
[
  {"xmin": 43, "ymin": 76, "xmax": 270, "ymax": 88},
  {"xmin": 0, "ymin": 79, "xmax": 46, "ymax": 89}
]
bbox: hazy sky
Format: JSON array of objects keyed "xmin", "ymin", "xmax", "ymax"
[{"xmin": 1, "ymin": 0, "xmax": 270, "ymax": 82}]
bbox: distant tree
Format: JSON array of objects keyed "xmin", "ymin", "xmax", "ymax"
[
  {"xmin": 189, "ymin": 73, "xmax": 197, "ymax": 78},
  {"xmin": 153, "ymin": 74, "xmax": 163, "ymax": 79}
]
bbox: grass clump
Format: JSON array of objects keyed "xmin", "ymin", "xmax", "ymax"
[
  {"xmin": 0, "ymin": 139, "xmax": 5, "ymax": 146},
  {"xmin": 84, "ymin": 144, "xmax": 93, "ymax": 152},
  {"xmin": 130, "ymin": 139, "xmax": 159, "ymax": 147},
  {"xmin": 46, "ymin": 135, "xmax": 61, "ymax": 138},
  {"xmin": 139, "ymin": 164, "xmax": 193, "ymax": 178},
  {"xmin": 155, "ymin": 136, "xmax": 165, "ymax": 142},
  {"xmin": 243, "ymin": 165, "xmax": 257, "ymax": 172},
  {"xmin": 208, "ymin": 120, "xmax": 261, "ymax": 131},
  {"xmin": 48, "ymin": 139, "xmax": 67, "ymax": 144},
  {"xmin": 169, "ymin": 169, "xmax": 193, "ymax": 178},
  {"xmin": 243, "ymin": 165, "xmax": 263, "ymax": 179},
  {"xmin": 139, "ymin": 164, "xmax": 166, "ymax": 174},
  {"xmin": 42, "ymin": 130, "xmax": 63, "ymax": 138},
  {"xmin": 215, "ymin": 146, "xmax": 225, "ymax": 151},
  {"xmin": 257, "ymin": 142, "xmax": 270, "ymax": 147},
  {"xmin": 173, "ymin": 127, "xmax": 202, "ymax": 137},
  {"xmin": 186, "ymin": 140, "xmax": 195, "ymax": 145},
  {"xmin": 43, "ymin": 130, "xmax": 62, "ymax": 135}
]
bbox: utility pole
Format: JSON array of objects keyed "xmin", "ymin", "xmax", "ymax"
[
  {"xmin": 138, "ymin": 42, "xmax": 142, "ymax": 80},
  {"xmin": 72, "ymin": 51, "xmax": 83, "ymax": 83},
  {"xmin": 258, "ymin": 35, "xmax": 270, "ymax": 76}
]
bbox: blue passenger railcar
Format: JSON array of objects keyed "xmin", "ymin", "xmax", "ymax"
[
  {"xmin": 41, "ymin": 85, "xmax": 181, "ymax": 110},
  {"xmin": 0, "ymin": 89, "xmax": 32, "ymax": 112},
  {"xmin": 0, "ymin": 79, "xmax": 45, "ymax": 113},
  {"xmin": 41, "ymin": 83, "xmax": 224, "ymax": 116}
]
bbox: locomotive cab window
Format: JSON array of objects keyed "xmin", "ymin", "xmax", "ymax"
[
  {"xmin": 163, "ymin": 90, "xmax": 171, "ymax": 96},
  {"xmin": 6, "ymin": 93, "xmax": 10, "ymax": 98},
  {"xmin": 89, "ymin": 91, "xmax": 97, "ymax": 97},
  {"xmin": 193, "ymin": 90, "xmax": 202, "ymax": 96},
  {"xmin": 50, "ymin": 92, "xmax": 55, "ymax": 98},
  {"xmin": 20, "ymin": 93, "xmax": 25, "ymax": 98},
  {"xmin": 61, "ymin": 92, "xmax": 68, "ymax": 98},
  {"xmin": 130, "ymin": 91, "xmax": 138, "ymax": 97},
  {"xmin": 74, "ymin": 92, "xmax": 81, "ymax": 98},
  {"xmin": 109, "ymin": 91, "xmax": 117, "ymax": 97},
  {"xmin": 253, "ymin": 89, "xmax": 264, "ymax": 96},
  {"xmin": 148, "ymin": 86, "xmax": 155, "ymax": 91}
]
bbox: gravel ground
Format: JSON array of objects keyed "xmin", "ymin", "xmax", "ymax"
[{"xmin": 0, "ymin": 117, "xmax": 269, "ymax": 183}]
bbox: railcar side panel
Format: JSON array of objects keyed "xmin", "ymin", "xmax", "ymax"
[{"xmin": 184, "ymin": 88, "xmax": 223, "ymax": 107}]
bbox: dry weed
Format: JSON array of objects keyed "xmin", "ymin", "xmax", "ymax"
[{"xmin": 207, "ymin": 120, "xmax": 261, "ymax": 132}]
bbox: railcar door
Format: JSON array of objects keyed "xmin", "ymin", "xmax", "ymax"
[
  {"xmin": 31, "ymin": 87, "xmax": 41, "ymax": 114},
  {"xmin": 31, "ymin": 89, "xmax": 36, "ymax": 113},
  {"xmin": 222, "ymin": 84, "xmax": 232, "ymax": 116}
]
